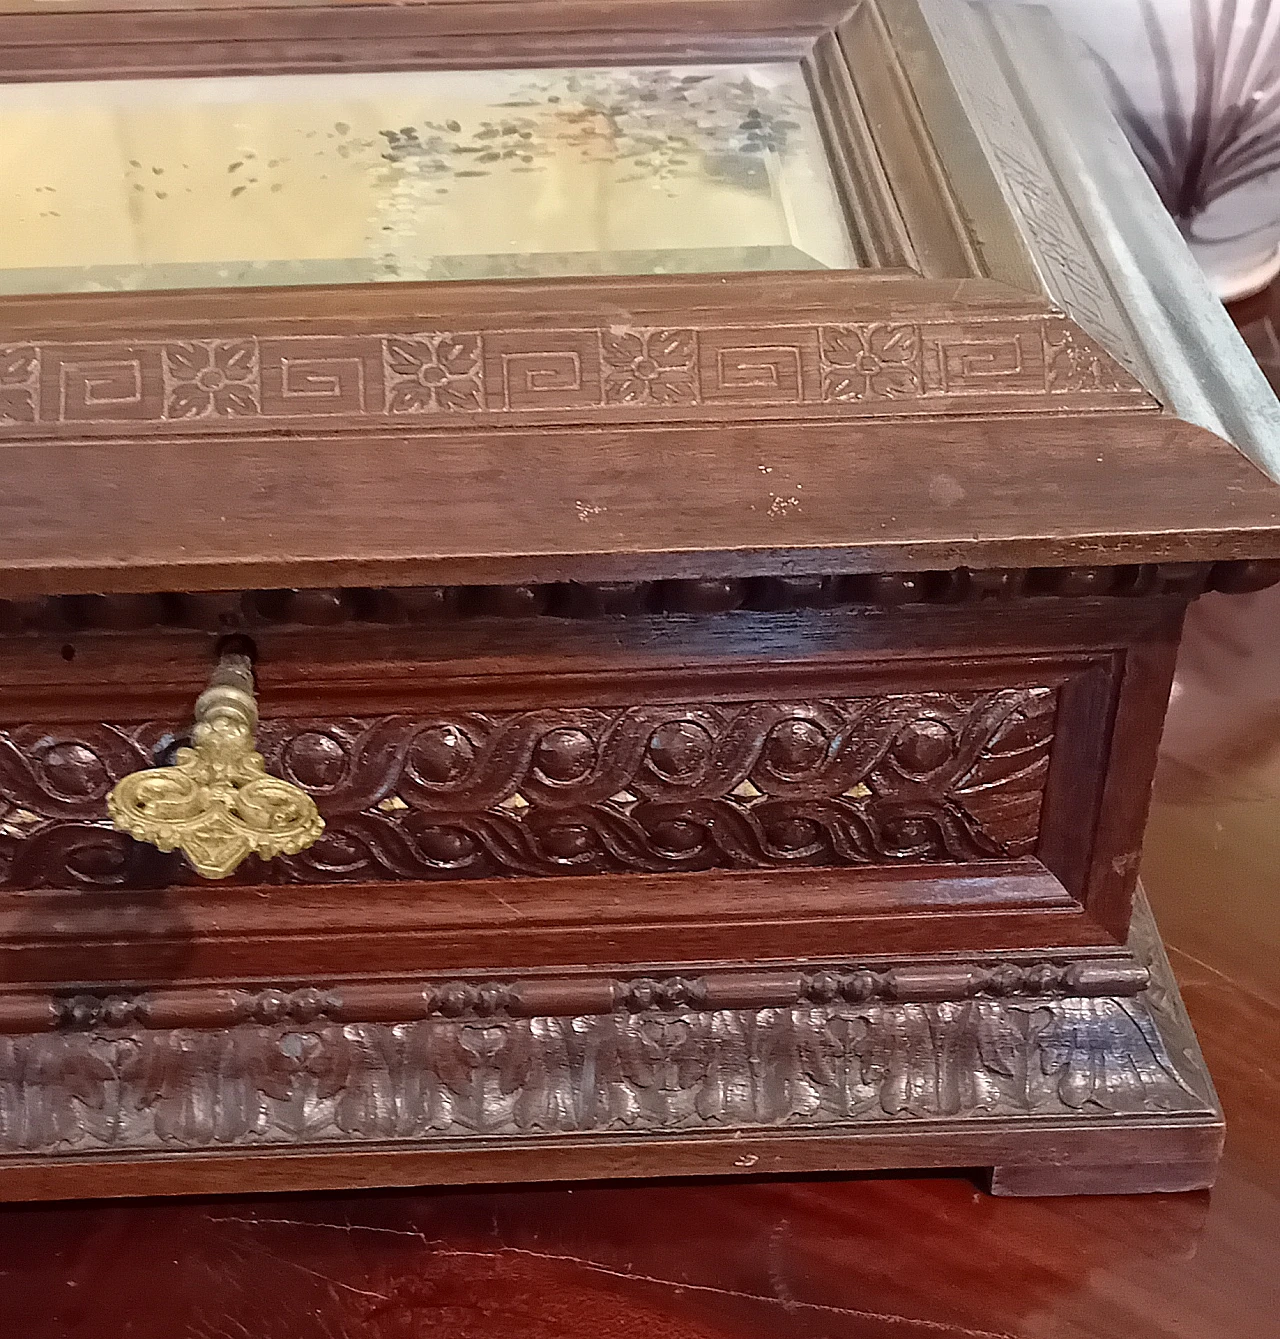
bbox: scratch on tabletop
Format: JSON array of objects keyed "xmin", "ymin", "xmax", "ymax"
[
  {"xmin": 225, "ymin": 1239, "xmax": 391, "ymax": 1303},
  {"xmin": 207, "ymin": 1215, "xmax": 1025, "ymax": 1339}
]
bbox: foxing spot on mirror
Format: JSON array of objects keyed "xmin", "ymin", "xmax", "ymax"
[{"xmin": 0, "ymin": 62, "xmax": 861, "ymax": 294}]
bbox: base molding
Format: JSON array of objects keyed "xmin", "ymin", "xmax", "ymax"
[
  {"xmin": 0, "ymin": 893, "xmax": 1221, "ymax": 1200},
  {"xmin": 0, "ymin": 1115, "xmax": 1225, "ymax": 1202},
  {"xmin": 989, "ymin": 1156, "xmax": 1219, "ymax": 1197}
]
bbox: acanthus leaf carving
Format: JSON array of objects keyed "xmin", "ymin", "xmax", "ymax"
[{"xmin": 0, "ymin": 991, "xmax": 1202, "ymax": 1157}]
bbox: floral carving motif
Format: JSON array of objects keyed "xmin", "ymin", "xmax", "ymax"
[
  {"xmin": 162, "ymin": 341, "xmax": 260, "ymax": 418},
  {"xmin": 1045, "ymin": 321, "xmax": 1130, "ymax": 393},
  {"xmin": 820, "ymin": 325, "xmax": 922, "ymax": 401},
  {"xmin": 383, "ymin": 333, "xmax": 483, "ymax": 413},
  {"xmin": 0, "ymin": 1032, "xmax": 116, "ymax": 1150},
  {"xmin": 0, "ymin": 992, "xmax": 1202, "ymax": 1156},
  {"xmin": 600, "ymin": 329, "xmax": 699, "ymax": 405},
  {"xmin": 0, "ymin": 346, "xmax": 38, "ymax": 425}
]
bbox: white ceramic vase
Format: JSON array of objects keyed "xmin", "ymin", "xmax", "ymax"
[{"xmin": 1017, "ymin": 0, "xmax": 1280, "ymax": 300}]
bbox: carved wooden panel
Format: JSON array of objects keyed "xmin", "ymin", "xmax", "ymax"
[
  {"xmin": 0, "ymin": 317, "xmax": 1151, "ymax": 436},
  {"xmin": 0, "ymin": 991, "xmax": 1201, "ymax": 1157},
  {"xmin": 0, "ymin": 689, "xmax": 1056, "ymax": 889}
]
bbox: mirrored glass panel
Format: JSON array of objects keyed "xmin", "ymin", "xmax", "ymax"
[{"xmin": 0, "ymin": 63, "xmax": 860, "ymax": 293}]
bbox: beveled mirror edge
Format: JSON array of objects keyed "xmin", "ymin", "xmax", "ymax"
[
  {"xmin": 805, "ymin": 29, "xmax": 917, "ymax": 272},
  {"xmin": 835, "ymin": 2, "xmax": 983, "ymax": 281}
]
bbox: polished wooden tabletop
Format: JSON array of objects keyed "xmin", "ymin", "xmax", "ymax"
[{"xmin": 2, "ymin": 305, "xmax": 1279, "ymax": 1337}]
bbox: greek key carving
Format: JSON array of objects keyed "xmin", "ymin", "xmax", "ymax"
[
  {"xmin": 45, "ymin": 345, "xmax": 161, "ymax": 423},
  {"xmin": 698, "ymin": 327, "xmax": 818, "ymax": 403},
  {"xmin": 259, "ymin": 338, "xmax": 376, "ymax": 416},
  {"xmin": 2, "ymin": 316, "xmax": 1150, "ymax": 434},
  {"xmin": 485, "ymin": 330, "xmax": 602, "ymax": 410}
]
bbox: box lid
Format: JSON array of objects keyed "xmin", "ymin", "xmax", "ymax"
[{"xmin": 0, "ymin": 0, "xmax": 1276, "ymax": 596}]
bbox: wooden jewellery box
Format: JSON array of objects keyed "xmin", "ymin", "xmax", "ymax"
[{"xmin": 0, "ymin": 0, "xmax": 1278, "ymax": 1200}]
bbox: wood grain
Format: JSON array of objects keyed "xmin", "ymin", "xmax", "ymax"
[{"xmin": 2, "ymin": 418, "xmax": 1278, "ymax": 599}]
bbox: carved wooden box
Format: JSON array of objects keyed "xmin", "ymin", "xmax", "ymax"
[{"xmin": 0, "ymin": 0, "xmax": 1278, "ymax": 1200}]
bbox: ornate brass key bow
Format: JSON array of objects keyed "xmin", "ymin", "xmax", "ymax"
[{"xmin": 108, "ymin": 651, "xmax": 324, "ymax": 879}]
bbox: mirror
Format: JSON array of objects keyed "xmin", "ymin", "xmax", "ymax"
[{"xmin": 0, "ymin": 62, "xmax": 860, "ymax": 293}]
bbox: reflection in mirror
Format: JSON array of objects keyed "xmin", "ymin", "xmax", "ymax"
[{"xmin": 0, "ymin": 63, "xmax": 861, "ymax": 293}]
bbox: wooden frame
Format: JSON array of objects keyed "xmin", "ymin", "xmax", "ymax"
[{"xmin": 0, "ymin": 0, "xmax": 1148, "ymax": 388}]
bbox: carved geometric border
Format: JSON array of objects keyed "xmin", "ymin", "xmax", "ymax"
[{"xmin": 2, "ymin": 316, "xmax": 1154, "ymax": 434}]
